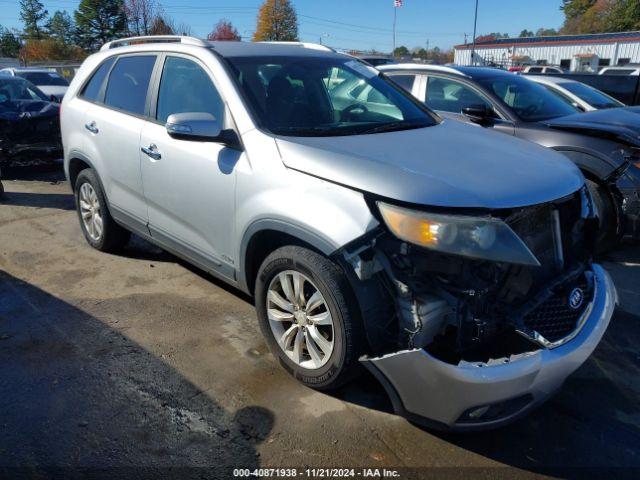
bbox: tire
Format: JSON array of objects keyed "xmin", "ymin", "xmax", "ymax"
[
  {"xmin": 586, "ymin": 179, "xmax": 618, "ymax": 253},
  {"xmin": 255, "ymin": 246, "xmax": 365, "ymax": 390},
  {"xmin": 75, "ymin": 169, "xmax": 130, "ymax": 252}
]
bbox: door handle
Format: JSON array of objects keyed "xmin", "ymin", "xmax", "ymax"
[
  {"xmin": 141, "ymin": 143, "xmax": 161, "ymax": 160},
  {"xmin": 84, "ymin": 121, "xmax": 98, "ymax": 134}
]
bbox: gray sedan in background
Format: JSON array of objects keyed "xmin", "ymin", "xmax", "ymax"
[
  {"xmin": 379, "ymin": 64, "xmax": 640, "ymax": 249},
  {"xmin": 526, "ymin": 75, "xmax": 625, "ymax": 111}
]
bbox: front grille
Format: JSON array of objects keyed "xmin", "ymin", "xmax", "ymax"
[
  {"xmin": 506, "ymin": 192, "xmax": 584, "ymax": 288},
  {"xmin": 523, "ymin": 277, "xmax": 593, "ymax": 343}
]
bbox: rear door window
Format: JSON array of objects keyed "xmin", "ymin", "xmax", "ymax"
[
  {"xmin": 386, "ymin": 74, "xmax": 417, "ymax": 93},
  {"xmin": 81, "ymin": 57, "xmax": 116, "ymax": 102},
  {"xmin": 425, "ymin": 76, "xmax": 491, "ymax": 114},
  {"xmin": 104, "ymin": 55, "xmax": 156, "ymax": 116}
]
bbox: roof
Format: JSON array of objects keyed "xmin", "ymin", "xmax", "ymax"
[
  {"xmin": 208, "ymin": 41, "xmax": 341, "ymax": 58},
  {"xmin": 0, "ymin": 67, "xmax": 53, "ymax": 72},
  {"xmin": 455, "ymin": 30, "xmax": 640, "ymax": 50},
  {"xmin": 357, "ymin": 54, "xmax": 393, "ymax": 60},
  {"xmin": 526, "ymin": 75, "xmax": 580, "ymax": 85},
  {"xmin": 0, "ymin": 75, "xmax": 34, "ymax": 84},
  {"xmin": 379, "ymin": 64, "xmax": 515, "ymax": 79},
  {"xmin": 100, "ymin": 36, "xmax": 342, "ymax": 59},
  {"xmin": 378, "ymin": 63, "xmax": 468, "ymax": 76}
]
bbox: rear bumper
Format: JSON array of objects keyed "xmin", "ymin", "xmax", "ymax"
[{"xmin": 362, "ymin": 264, "xmax": 616, "ymax": 431}]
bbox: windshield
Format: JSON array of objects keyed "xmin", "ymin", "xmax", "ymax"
[
  {"xmin": 477, "ymin": 74, "xmax": 579, "ymax": 121},
  {"xmin": 225, "ymin": 55, "xmax": 436, "ymax": 136},
  {"xmin": 0, "ymin": 78, "xmax": 48, "ymax": 104},
  {"xmin": 16, "ymin": 71, "xmax": 69, "ymax": 86},
  {"xmin": 559, "ymin": 81, "xmax": 623, "ymax": 109}
]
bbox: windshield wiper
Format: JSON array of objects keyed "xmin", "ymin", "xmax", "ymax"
[{"xmin": 359, "ymin": 120, "xmax": 429, "ymax": 135}]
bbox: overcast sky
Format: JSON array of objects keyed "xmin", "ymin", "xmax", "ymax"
[{"xmin": 1, "ymin": 0, "xmax": 566, "ymax": 51}]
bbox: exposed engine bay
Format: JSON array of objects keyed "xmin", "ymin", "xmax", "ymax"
[{"xmin": 341, "ymin": 187, "xmax": 599, "ymax": 365}]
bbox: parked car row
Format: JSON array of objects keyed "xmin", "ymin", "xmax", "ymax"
[
  {"xmin": 378, "ymin": 64, "xmax": 640, "ymax": 247},
  {"xmin": 0, "ymin": 76, "xmax": 62, "ymax": 165},
  {"xmin": 527, "ymin": 75, "xmax": 625, "ymax": 111},
  {"xmin": 0, "ymin": 67, "xmax": 70, "ymax": 102},
  {"xmin": 54, "ymin": 36, "xmax": 625, "ymax": 431}
]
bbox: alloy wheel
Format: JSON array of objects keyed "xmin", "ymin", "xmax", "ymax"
[
  {"xmin": 79, "ymin": 183, "xmax": 103, "ymax": 241},
  {"xmin": 266, "ymin": 270, "xmax": 335, "ymax": 369}
]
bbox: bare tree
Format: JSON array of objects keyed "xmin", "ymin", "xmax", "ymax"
[
  {"xmin": 175, "ymin": 21, "xmax": 192, "ymax": 36},
  {"xmin": 124, "ymin": 0, "xmax": 157, "ymax": 36}
]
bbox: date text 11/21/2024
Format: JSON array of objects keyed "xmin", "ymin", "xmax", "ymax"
[{"xmin": 232, "ymin": 468, "xmax": 401, "ymax": 478}]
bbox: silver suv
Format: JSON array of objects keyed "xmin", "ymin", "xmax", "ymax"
[{"xmin": 61, "ymin": 36, "xmax": 616, "ymax": 430}]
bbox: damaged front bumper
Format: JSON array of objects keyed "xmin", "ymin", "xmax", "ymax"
[{"xmin": 361, "ymin": 264, "xmax": 616, "ymax": 431}]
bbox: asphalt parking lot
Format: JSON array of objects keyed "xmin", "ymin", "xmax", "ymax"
[{"xmin": 1, "ymin": 165, "xmax": 640, "ymax": 479}]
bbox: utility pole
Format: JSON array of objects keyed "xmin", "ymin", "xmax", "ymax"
[
  {"xmin": 471, "ymin": 0, "xmax": 479, "ymax": 66},
  {"xmin": 393, "ymin": 6, "xmax": 397, "ymax": 55}
]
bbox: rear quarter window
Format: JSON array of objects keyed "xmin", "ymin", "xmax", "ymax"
[
  {"xmin": 103, "ymin": 55, "xmax": 157, "ymax": 116},
  {"xmin": 80, "ymin": 57, "xmax": 116, "ymax": 102}
]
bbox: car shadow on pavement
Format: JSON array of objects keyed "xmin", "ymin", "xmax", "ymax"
[
  {"xmin": 1, "ymin": 162, "xmax": 66, "ymax": 182},
  {"xmin": 0, "ymin": 191, "xmax": 75, "ymax": 210},
  {"xmin": 0, "ymin": 270, "xmax": 274, "ymax": 478},
  {"xmin": 431, "ymin": 305, "xmax": 640, "ymax": 477}
]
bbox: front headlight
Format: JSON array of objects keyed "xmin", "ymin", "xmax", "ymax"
[{"xmin": 378, "ymin": 202, "xmax": 540, "ymax": 266}]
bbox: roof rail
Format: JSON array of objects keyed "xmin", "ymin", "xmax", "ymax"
[
  {"xmin": 100, "ymin": 35, "xmax": 207, "ymax": 51},
  {"xmin": 377, "ymin": 63, "xmax": 468, "ymax": 77},
  {"xmin": 258, "ymin": 41, "xmax": 335, "ymax": 52}
]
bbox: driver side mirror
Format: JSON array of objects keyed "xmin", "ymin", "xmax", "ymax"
[
  {"xmin": 165, "ymin": 112, "xmax": 242, "ymax": 149},
  {"xmin": 461, "ymin": 104, "xmax": 496, "ymax": 124},
  {"xmin": 166, "ymin": 112, "xmax": 222, "ymax": 140}
]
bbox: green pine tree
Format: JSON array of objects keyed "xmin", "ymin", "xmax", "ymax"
[
  {"xmin": 74, "ymin": 0, "xmax": 127, "ymax": 51},
  {"xmin": 46, "ymin": 10, "xmax": 75, "ymax": 45},
  {"xmin": 0, "ymin": 26, "xmax": 22, "ymax": 57},
  {"xmin": 20, "ymin": 0, "xmax": 48, "ymax": 40}
]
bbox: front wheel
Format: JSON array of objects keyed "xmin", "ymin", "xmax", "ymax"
[{"xmin": 255, "ymin": 246, "xmax": 365, "ymax": 390}]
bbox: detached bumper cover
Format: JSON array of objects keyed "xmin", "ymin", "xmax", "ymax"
[{"xmin": 362, "ymin": 264, "xmax": 616, "ymax": 430}]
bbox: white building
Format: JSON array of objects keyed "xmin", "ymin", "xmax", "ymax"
[{"xmin": 454, "ymin": 31, "xmax": 640, "ymax": 72}]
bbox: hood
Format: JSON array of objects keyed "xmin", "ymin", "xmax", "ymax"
[
  {"xmin": 276, "ymin": 119, "xmax": 585, "ymax": 209},
  {"xmin": 544, "ymin": 107, "xmax": 640, "ymax": 147},
  {"xmin": 36, "ymin": 85, "xmax": 68, "ymax": 99}
]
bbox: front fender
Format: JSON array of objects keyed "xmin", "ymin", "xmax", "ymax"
[
  {"xmin": 554, "ymin": 148, "xmax": 621, "ymax": 180},
  {"xmin": 235, "ymin": 169, "xmax": 379, "ymax": 291}
]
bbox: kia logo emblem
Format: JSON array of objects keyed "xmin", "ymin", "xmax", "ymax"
[{"xmin": 569, "ymin": 288, "xmax": 584, "ymax": 310}]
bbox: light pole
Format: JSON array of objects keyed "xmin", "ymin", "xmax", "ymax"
[
  {"xmin": 319, "ymin": 33, "xmax": 330, "ymax": 45},
  {"xmin": 470, "ymin": 0, "xmax": 479, "ymax": 65}
]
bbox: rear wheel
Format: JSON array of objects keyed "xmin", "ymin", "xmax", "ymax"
[
  {"xmin": 586, "ymin": 179, "xmax": 618, "ymax": 253},
  {"xmin": 255, "ymin": 246, "xmax": 364, "ymax": 390},
  {"xmin": 75, "ymin": 169, "xmax": 130, "ymax": 252}
]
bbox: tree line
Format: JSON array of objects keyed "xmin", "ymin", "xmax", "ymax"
[
  {"xmin": 1, "ymin": 0, "xmax": 299, "ymax": 63},
  {"xmin": 392, "ymin": 45, "xmax": 454, "ymax": 64}
]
